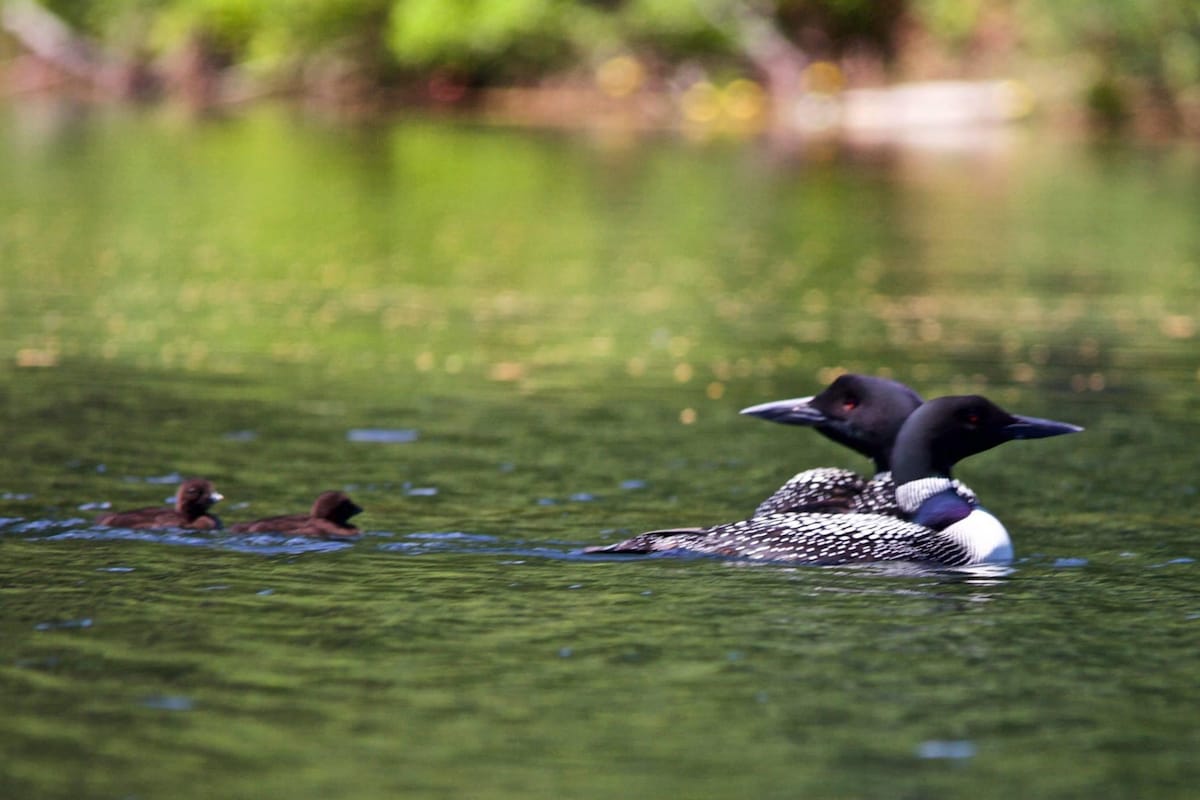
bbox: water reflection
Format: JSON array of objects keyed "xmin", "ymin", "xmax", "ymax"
[{"xmin": 3, "ymin": 107, "xmax": 1196, "ymax": 407}]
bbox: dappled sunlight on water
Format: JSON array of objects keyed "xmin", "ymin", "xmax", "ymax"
[{"xmin": 5, "ymin": 108, "xmax": 1197, "ymax": 403}]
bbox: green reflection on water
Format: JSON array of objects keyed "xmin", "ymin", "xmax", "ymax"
[{"xmin": 1, "ymin": 102, "xmax": 1199, "ymax": 799}]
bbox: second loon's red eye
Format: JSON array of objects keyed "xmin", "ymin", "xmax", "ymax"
[
  {"xmin": 843, "ymin": 397, "xmax": 859, "ymax": 411},
  {"xmin": 965, "ymin": 413, "xmax": 981, "ymax": 425}
]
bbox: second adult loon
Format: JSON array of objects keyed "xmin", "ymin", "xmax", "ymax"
[
  {"xmin": 584, "ymin": 395, "xmax": 1082, "ymax": 566},
  {"xmin": 741, "ymin": 373, "xmax": 972, "ymax": 516}
]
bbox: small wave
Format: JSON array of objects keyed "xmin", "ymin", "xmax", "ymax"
[
  {"xmin": 141, "ymin": 695, "xmax": 194, "ymax": 711},
  {"xmin": 220, "ymin": 533, "xmax": 354, "ymax": 555},
  {"xmin": 404, "ymin": 532, "xmax": 498, "ymax": 541},
  {"xmin": 375, "ymin": 532, "xmax": 600, "ymax": 562},
  {"xmin": 378, "ymin": 531, "xmax": 499, "ymax": 554},
  {"xmin": 916, "ymin": 740, "xmax": 976, "ymax": 760},
  {"xmin": 142, "ymin": 472, "xmax": 185, "ymax": 485},
  {"xmin": 34, "ymin": 617, "xmax": 93, "ymax": 632},
  {"xmin": 37, "ymin": 524, "xmax": 351, "ymax": 556},
  {"xmin": 4, "ymin": 518, "xmax": 91, "ymax": 536},
  {"xmin": 346, "ymin": 428, "xmax": 419, "ymax": 443},
  {"xmin": 48, "ymin": 527, "xmax": 217, "ymax": 548}
]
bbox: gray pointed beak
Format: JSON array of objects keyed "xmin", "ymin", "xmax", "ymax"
[
  {"xmin": 1004, "ymin": 415, "xmax": 1084, "ymax": 440},
  {"xmin": 209, "ymin": 491, "xmax": 224, "ymax": 503},
  {"xmin": 740, "ymin": 395, "xmax": 830, "ymax": 426}
]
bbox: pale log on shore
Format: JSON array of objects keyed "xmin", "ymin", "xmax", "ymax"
[{"xmin": 1, "ymin": 0, "xmax": 123, "ymax": 94}]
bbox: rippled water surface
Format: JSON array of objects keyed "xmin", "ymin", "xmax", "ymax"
[{"xmin": 2, "ymin": 102, "xmax": 1199, "ymax": 799}]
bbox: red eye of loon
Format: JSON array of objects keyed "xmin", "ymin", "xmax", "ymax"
[
  {"xmin": 842, "ymin": 398, "xmax": 859, "ymax": 411},
  {"xmin": 966, "ymin": 413, "xmax": 981, "ymax": 425}
]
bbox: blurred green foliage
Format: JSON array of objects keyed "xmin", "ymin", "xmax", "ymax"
[
  {"xmin": 1018, "ymin": 0, "xmax": 1200, "ymax": 125},
  {"xmin": 17, "ymin": 0, "xmax": 1200, "ymax": 125}
]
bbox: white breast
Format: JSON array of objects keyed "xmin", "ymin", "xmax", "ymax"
[{"xmin": 945, "ymin": 508, "xmax": 1013, "ymax": 565}]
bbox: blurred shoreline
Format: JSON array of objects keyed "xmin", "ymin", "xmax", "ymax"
[{"xmin": 2, "ymin": 0, "xmax": 1197, "ymax": 141}]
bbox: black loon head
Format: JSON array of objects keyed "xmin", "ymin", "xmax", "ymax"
[
  {"xmin": 740, "ymin": 374, "xmax": 924, "ymax": 472},
  {"xmin": 891, "ymin": 395, "xmax": 1083, "ymax": 485}
]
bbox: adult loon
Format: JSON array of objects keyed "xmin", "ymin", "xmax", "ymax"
[
  {"xmin": 742, "ymin": 373, "xmax": 971, "ymax": 516},
  {"xmin": 584, "ymin": 395, "xmax": 1081, "ymax": 566}
]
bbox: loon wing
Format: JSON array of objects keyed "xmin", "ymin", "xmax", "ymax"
[
  {"xmin": 660, "ymin": 512, "xmax": 943, "ymax": 564},
  {"xmin": 753, "ymin": 467, "xmax": 868, "ymax": 516}
]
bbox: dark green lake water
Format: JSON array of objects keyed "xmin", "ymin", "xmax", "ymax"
[{"xmin": 2, "ymin": 101, "xmax": 1198, "ymax": 799}]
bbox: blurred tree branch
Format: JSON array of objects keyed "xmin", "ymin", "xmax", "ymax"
[{"xmin": 2, "ymin": 0, "xmax": 112, "ymax": 84}]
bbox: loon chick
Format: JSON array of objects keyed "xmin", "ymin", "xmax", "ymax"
[
  {"xmin": 229, "ymin": 491, "xmax": 363, "ymax": 538},
  {"xmin": 96, "ymin": 478, "xmax": 224, "ymax": 530},
  {"xmin": 585, "ymin": 395, "xmax": 1081, "ymax": 566},
  {"xmin": 742, "ymin": 374, "xmax": 926, "ymax": 516}
]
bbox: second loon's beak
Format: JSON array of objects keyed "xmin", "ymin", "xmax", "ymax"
[
  {"xmin": 740, "ymin": 396, "xmax": 829, "ymax": 426},
  {"xmin": 209, "ymin": 491, "xmax": 225, "ymax": 504},
  {"xmin": 1004, "ymin": 414, "xmax": 1084, "ymax": 440}
]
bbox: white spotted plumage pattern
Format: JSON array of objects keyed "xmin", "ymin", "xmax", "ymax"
[
  {"xmin": 587, "ymin": 510, "xmax": 998, "ymax": 566},
  {"xmin": 752, "ymin": 467, "xmax": 866, "ymax": 515}
]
